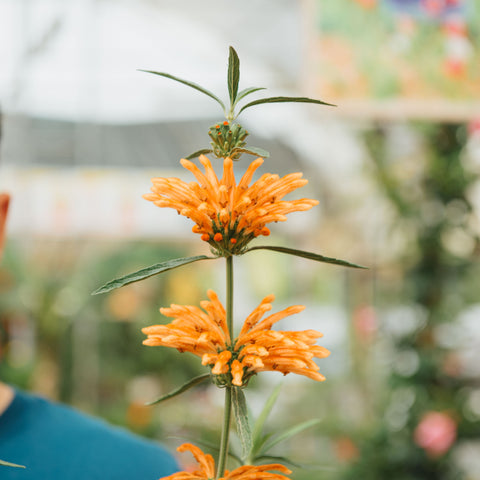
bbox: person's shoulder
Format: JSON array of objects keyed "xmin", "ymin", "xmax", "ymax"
[{"xmin": 6, "ymin": 389, "xmax": 179, "ymax": 479}]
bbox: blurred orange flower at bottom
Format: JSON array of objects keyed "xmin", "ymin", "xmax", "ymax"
[
  {"xmin": 0, "ymin": 193, "xmax": 10, "ymax": 258},
  {"xmin": 334, "ymin": 436, "xmax": 359, "ymax": 463},
  {"xmin": 161, "ymin": 443, "xmax": 292, "ymax": 480}
]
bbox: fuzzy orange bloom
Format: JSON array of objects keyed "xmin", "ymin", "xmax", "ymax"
[
  {"xmin": 0, "ymin": 193, "xmax": 10, "ymax": 259},
  {"xmin": 142, "ymin": 291, "xmax": 329, "ymax": 387},
  {"xmin": 143, "ymin": 155, "xmax": 318, "ymax": 255},
  {"xmin": 160, "ymin": 443, "xmax": 292, "ymax": 480},
  {"xmin": 142, "ymin": 289, "xmax": 230, "ymax": 356}
]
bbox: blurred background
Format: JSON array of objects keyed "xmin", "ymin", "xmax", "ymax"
[{"xmin": 1, "ymin": 0, "xmax": 480, "ymax": 478}]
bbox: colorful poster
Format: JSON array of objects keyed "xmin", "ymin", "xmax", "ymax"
[{"xmin": 307, "ymin": 0, "xmax": 480, "ymax": 119}]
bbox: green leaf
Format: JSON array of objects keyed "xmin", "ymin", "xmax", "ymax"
[
  {"xmin": 237, "ymin": 96, "xmax": 336, "ymax": 116},
  {"xmin": 260, "ymin": 419, "xmax": 321, "ymax": 455},
  {"xmin": 185, "ymin": 148, "xmax": 213, "ymax": 160},
  {"xmin": 232, "ymin": 387, "xmax": 252, "ymax": 461},
  {"xmin": 250, "ymin": 433, "xmax": 275, "ymax": 462},
  {"xmin": 252, "ymin": 383, "xmax": 282, "ymax": 452},
  {"xmin": 253, "ymin": 456, "xmax": 335, "ymax": 471},
  {"xmin": 244, "ymin": 246, "xmax": 367, "ymax": 270},
  {"xmin": 92, "ymin": 255, "xmax": 217, "ymax": 295},
  {"xmin": 146, "ymin": 374, "xmax": 210, "ymax": 405},
  {"xmin": 234, "ymin": 87, "xmax": 266, "ymax": 105},
  {"xmin": 252, "ymin": 455, "xmax": 305, "ymax": 469},
  {"xmin": 0, "ymin": 459, "xmax": 26, "ymax": 468},
  {"xmin": 231, "ymin": 147, "xmax": 270, "ymax": 158},
  {"xmin": 227, "ymin": 46, "xmax": 240, "ymax": 106},
  {"xmin": 139, "ymin": 70, "xmax": 225, "ymax": 111}
]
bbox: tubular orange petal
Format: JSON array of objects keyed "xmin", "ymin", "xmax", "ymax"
[
  {"xmin": 231, "ymin": 359, "xmax": 244, "ymax": 386},
  {"xmin": 211, "ymin": 350, "xmax": 232, "ymax": 374},
  {"xmin": 238, "ymin": 294, "xmax": 275, "ymax": 337},
  {"xmin": 224, "ymin": 463, "xmax": 292, "ymax": 480},
  {"xmin": 236, "ymin": 157, "xmax": 264, "ymax": 192},
  {"xmin": 177, "ymin": 443, "xmax": 215, "ymax": 479},
  {"xmin": 236, "ymin": 305, "xmax": 305, "ymax": 345}
]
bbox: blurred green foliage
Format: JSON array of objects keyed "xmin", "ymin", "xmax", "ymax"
[{"xmin": 1, "ymin": 123, "xmax": 480, "ymax": 478}]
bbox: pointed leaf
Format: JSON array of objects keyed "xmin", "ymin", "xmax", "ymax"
[
  {"xmin": 253, "ymin": 456, "xmax": 335, "ymax": 471},
  {"xmin": 232, "ymin": 387, "xmax": 252, "ymax": 461},
  {"xmin": 251, "ymin": 433, "xmax": 275, "ymax": 462},
  {"xmin": 227, "ymin": 47, "xmax": 240, "ymax": 106},
  {"xmin": 146, "ymin": 374, "xmax": 210, "ymax": 406},
  {"xmin": 252, "ymin": 383, "xmax": 282, "ymax": 451},
  {"xmin": 238, "ymin": 96, "xmax": 335, "ymax": 116},
  {"xmin": 185, "ymin": 148, "xmax": 213, "ymax": 160},
  {"xmin": 0, "ymin": 459, "xmax": 26, "ymax": 468},
  {"xmin": 231, "ymin": 147, "xmax": 270, "ymax": 158},
  {"xmin": 92, "ymin": 255, "xmax": 217, "ymax": 295},
  {"xmin": 260, "ymin": 419, "xmax": 321, "ymax": 455},
  {"xmin": 234, "ymin": 87, "xmax": 266, "ymax": 105},
  {"xmin": 252, "ymin": 455, "xmax": 305, "ymax": 469},
  {"xmin": 139, "ymin": 70, "xmax": 225, "ymax": 110},
  {"xmin": 244, "ymin": 246, "xmax": 367, "ymax": 269}
]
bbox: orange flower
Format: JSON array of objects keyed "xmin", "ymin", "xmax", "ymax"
[
  {"xmin": 142, "ymin": 291, "xmax": 329, "ymax": 387},
  {"xmin": 0, "ymin": 193, "xmax": 10, "ymax": 259},
  {"xmin": 142, "ymin": 289, "xmax": 229, "ymax": 356},
  {"xmin": 143, "ymin": 155, "xmax": 318, "ymax": 255},
  {"xmin": 161, "ymin": 443, "xmax": 292, "ymax": 480}
]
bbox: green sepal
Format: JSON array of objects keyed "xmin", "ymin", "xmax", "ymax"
[
  {"xmin": 252, "ymin": 383, "xmax": 282, "ymax": 452},
  {"xmin": 231, "ymin": 147, "xmax": 270, "ymax": 158},
  {"xmin": 232, "ymin": 387, "xmax": 252, "ymax": 461},
  {"xmin": 227, "ymin": 46, "xmax": 240, "ymax": 106},
  {"xmin": 145, "ymin": 374, "xmax": 210, "ymax": 406},
  {"xmin": 237, "ymin": 96, "xmax": 335, "ymax": 116},
  {"xmin": 138, "ymin": 69, "xmax": 225, "ymax": 111},
  {"xmin": 185, "ymin": 148, "xmax": 213, "ymax": 160},
  {"xmin": 244, "ymin": 246, "xmax": 367, "ymax": 269},
  {"xmin": 0, "ymin": 459, "xmax": 26, "ymax": 469},
  {"xmin": 92, "ymin": 255, "xmax": 217, "ymax": 295},
  {"xmin": 260, "ymin": 419, "xmax": 321, "ymax": 455},
  {"xmin": 235, "ymin": 87, "xmax": 266, "ymax": 105}
]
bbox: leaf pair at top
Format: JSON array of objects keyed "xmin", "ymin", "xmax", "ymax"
[{"xmin": 139, "ymin": 46, "xmax": 334, "ymax": 122}]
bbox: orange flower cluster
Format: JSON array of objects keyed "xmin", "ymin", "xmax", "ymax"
[
  {"xmin": 143, "ymin": 155, "xmax": 318, "ymax": 255},
  {"xmin": 142, "ymin": 290, "xmax": 329, "ymax": 387},
  {"xmin": 161, "ymin": 443, "xmax": 292, "ymax": 480}
]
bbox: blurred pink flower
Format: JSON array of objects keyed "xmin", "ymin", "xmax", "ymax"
[
  {"xmin": 414, "ymin": 411, "xmax": 457, "ymax": 457},
  {"xmin": 444, "ymin": 58, "xmax": 466, "ymax": 78},
  {"xmin": 353, "ymin": 305, "xmax": 377, "ymax": 342}
]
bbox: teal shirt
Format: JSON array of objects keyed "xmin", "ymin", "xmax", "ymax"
[{"xmin": 0, "ymin": 389, "xmax": 179, "ymax": 479}]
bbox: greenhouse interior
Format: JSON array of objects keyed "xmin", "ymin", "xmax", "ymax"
[{"xmin": 1, "ymin": 1, "xmax": 480, "ymax": 479}]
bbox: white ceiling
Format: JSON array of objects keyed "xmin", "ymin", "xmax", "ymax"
[{"xmin": 0, "ymin": 0, "xmax": 304, "ymax": 123}]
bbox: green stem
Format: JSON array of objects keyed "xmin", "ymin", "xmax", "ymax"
[
  {"xmin": 216, "ymin": 255, "xmax": 234, "ymax": 479},
  {"xmin": 216, "ymin": 385, "xmax": 233, "ymax": 479},
  {"xmin": 226, "ymin": 255, "xmax": 234, "ymax": 334}
]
